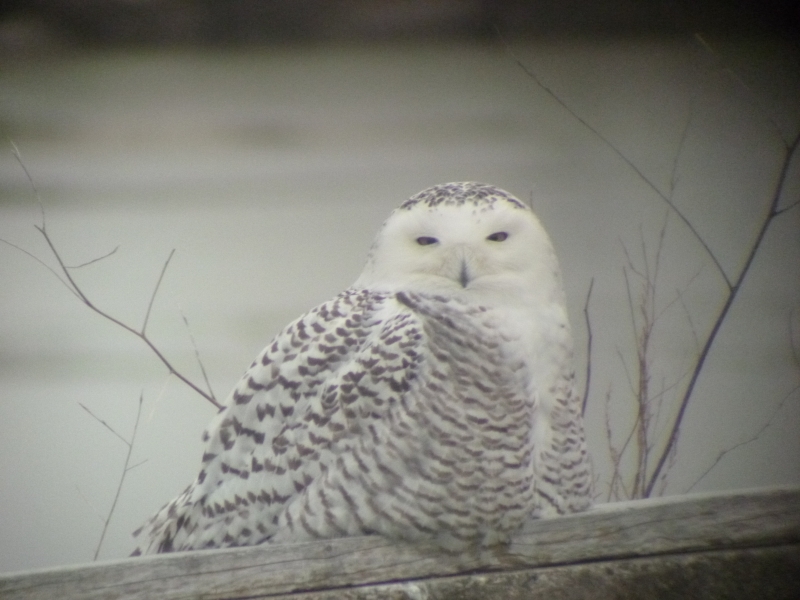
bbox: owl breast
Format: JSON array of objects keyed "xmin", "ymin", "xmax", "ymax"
[{"xmin": 269, "ymin": 291, "xmax": 538, "ymax": 550}]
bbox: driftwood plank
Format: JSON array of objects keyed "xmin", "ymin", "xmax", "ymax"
[
  {"xmin": 1, "ymin": 487, "xmax": 798, "ymax": 600},
  {"xmin": 274, "ymin": 545, "xmax": 800, "ymax": 600}
]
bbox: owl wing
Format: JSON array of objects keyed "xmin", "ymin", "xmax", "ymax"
[
  {"xmin": 133, "ymin": 288, "xmax": 541, "ymax": 554},
  {"xmin": 133, "ymin": 288, "xmax": 410, "ymax": 553}
]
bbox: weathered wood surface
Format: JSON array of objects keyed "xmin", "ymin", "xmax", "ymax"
[
  {"xmin": 1, "ymin": 487, "xmax": 798, "ymax": 600},
  {"xmin": 277, "ymin": 545, "xmax": 800, "ymax": 600}
]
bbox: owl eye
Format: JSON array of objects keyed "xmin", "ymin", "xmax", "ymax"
[
  {"xmin": 416, "ymin": 236, "xmax": 439, "ymax": 246},
  {"xmin": 487, "ymin": 231, "xmax": 508, "ymax": 242}
]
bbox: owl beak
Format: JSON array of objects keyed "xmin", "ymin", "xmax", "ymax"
[{"xmin": 459, "ymin": 259, "xmax": 470, "ymax": 288}]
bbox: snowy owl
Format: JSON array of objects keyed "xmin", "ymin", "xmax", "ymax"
[{"xmin": 132, "ymin": 182, "xmax": 592, "ymax": 555}]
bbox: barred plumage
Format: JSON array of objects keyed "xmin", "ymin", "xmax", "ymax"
[{"xmin": 132, "ymin": 182, "xmax": 592, "ymax": 555}]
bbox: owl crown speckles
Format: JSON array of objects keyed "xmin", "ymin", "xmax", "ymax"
[
  {"xmin": 132, "ymin": 182, "xmax": 592, "ymax": 555},
  {"xmin": 399, "ymin": 182, "xmax": 528, "ymax": 211}
]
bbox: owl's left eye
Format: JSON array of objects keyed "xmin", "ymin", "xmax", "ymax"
[
  {"xmin": 486, "ymin": 232, "xmax": 508, "ymax": 242},
  {"xmin": 416, "ymin": 236, "xmax": 439, "ymax": 246}
]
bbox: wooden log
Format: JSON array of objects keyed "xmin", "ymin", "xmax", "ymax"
[
  {"xmin": 1, "ymin": 486, "xmax": 798, "ymax": 600},
  {"xmin": 273, "ymin": 546, "xmax": 800, "ymax": 600}
]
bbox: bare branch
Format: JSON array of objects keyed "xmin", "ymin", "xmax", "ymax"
[
  {"xmin": 126, "ymin": 458, "xmax": 149, "ymax": 473},
  {"xmin": 656, "ymin": 439, "xmax": 679, "ymax": 496},
  {"xmin": 615, "ymin": 215, "xmax": 680, "ymax": 497},
  {"xmin": 647, "ymin": 377, "xmax": 668, "ymax": 442},
  {"xmin": 616, "ymin": 412, "xmax": 639, "ymax": 500},
  {"xmin": 686, "ymin": 382, "xmax": 800, "ymax": 493},
  {"xmin": 657, "ymin": 263, "xmax": 704, "ymax": 323},
  {"xmin": 6, "ymin": 142, "xmax": 223, "ymax": 409},
  {"xmin": 774, "ymin": 197, "xmax": 800, "ymax": 216},
  {"xmin": 180, "ymin": 308, "xmax": 217, "ymax": 403},
  {"xmin": 678, "ymin": 293, "xmax": 702, "ymax": 353},
  {"xmin": 621, "ymin": 266, "xmax": 640, "ymax": 373},
  {"xmin": 35, "ymin": 223, "xmax": 94, "ymax": 303},
  {"xmin": 66, "ymin": 246, "xmax": 120, "ymax": 269},
  {"xmin": 498, "ymin": 32, "xmax": 731, "ymax": 287},
  {"xmin": 581, "ymin": 278, "xmax": 594, "ymax": 416},
  {"xmin": 693, "ymin": 34, "xmax": 786, "ymax": 144},
  {"xmin": 645, "ymin": 131, "xmax": 800, "ymax": 497},
  {"xmin": 30, "ymin": 222, "xmax": 221, "ymax": 409},
  {"xmin": 500, "ymin": 33, "xmax": 799, "ymax": 500},
  {"xmin": 142, "ymin": 249, "xmax": 176, "ymax": 336},
  {"xmin": 669, "ymin": 95, "xmax": 696, "ymax": 196},
  {"xmin": 0, "ymin": 237, "xmax": 80, "ymax": 300},
  {"xmin": 604, "ymin": 386, "xmax": 629, "ymax": 501},
  {"xmin": 79, "ymin": 403, "xmax": 130, "ymax": 447},
  {"xmin": 10, "ymin": 140, "xmax": 45, "ymax": 228},
  {"xmin": 93, "ymin": 393, "xmax": 144, "ymax": 561},
  {"xmin": 692, "ymin": 34, "xmax": 799, "ymax": 216},
  {"xmin": 650, "ymin": 212, "xmax": 670, "ymax": 315},
  {"xmin": 616, "ymin": 346, "xmax": 637, "ymax": 400}
]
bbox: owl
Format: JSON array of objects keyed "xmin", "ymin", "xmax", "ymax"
[{"xmin": 132, "ymin": 182, "xmax": 592, "ymax": 555}]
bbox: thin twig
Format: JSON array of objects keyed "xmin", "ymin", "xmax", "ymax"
[
  {"xmin": 657, "ymin": 439, "xmax": 679, "ymax": 496},
  {"xmin": 9, "ymin": 140, "xmax": 45, "ymax": 227},
  {"xmin": 0, "ymin": 237, "xmax": 80, "ymax": 300},
  {"xmin": 657, "ymin": 263, "xmax": 704, "ymax": 322},
  {"xmin": 74, "ymin": 484, "xmax": 106, "ymax": 525},
  {"xmin": 32, "ymin": 221, "xmax": 220, "ymax": 408},
  {"xmin": 604, "ymin": 386, "xmax": 628, "ymax": 501},
  {"xmin": 511, "ymin": 31, "xmax": 800, "ymax": 498},
  {"xmin": 498, "ymin": 32, "xmax": 731, "ymax": 287},
  {"xmin": 181, "ymin": 308, "xmax": 216, "ymax": 403},
  {"xmin": 693, "ymin": 34, "xmax": 785, "ymax": 144},
  {"xmin": 677, "ymin": 293, "xmax": 702, "ymax": 352},
  {"xmin": 581, "ymin": 278, "xmax": 594, "ymax": 416},
  {"xmin": 668, "ymin": 94, "xmax": 696, "ymax": 196},
  {"xmin": 79, "ymin": 403, "xmax": 130, "ymax": 447},
  {"xmin": 648, "ymin": 377, "xmax": 668, "ymax": 443},
  {"xmin": 617, "ymin": 411, "xmax": 641, "ymax": 494},
  {"xmin": 93, "ymin": 393, "xmax": 144, "ymax": 561},
  {"xmin": 142, "ymin": 249, "xmax": 175, "ymax": 336},
  {"xmin": 6, "ymin": 143, "xmax": 222, "ymax": 409},
  {"xmin": 645, "ymin": 131, "xmax": 800, "ymax": 497},
  {"xmin": 686, "ymin": 382, "xmax": 800, "ymax": 492},
  {"xmin": 651, "ymin": 213, "xmax": 670, "ymax": 316},
  {"xmin": 616, "ymin": 346, "xmax": 637, "ymax": 400},
  {"xmin": 66, "ymin": 246, "xmax": 120, "ymax": 269},
  {"xmin": 126, "ymin": 458, "xmax": 149, "ymax": 473},
  {"xmin": 774, "ymin": 197, "xmax": 800, "ymax": 216},
  {"xmin": 613, "ymin": 214, "xmax": 677, "ymax": 497}
]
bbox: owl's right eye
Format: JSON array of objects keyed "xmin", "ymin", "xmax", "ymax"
[{"xmin": 416, "ymin": 236, "xmax": 439, "ymax": 246}]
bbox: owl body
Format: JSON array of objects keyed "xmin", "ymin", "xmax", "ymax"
[{"xmin": 133, "ymin": 182, "xmax": 592, "ymax": 555}]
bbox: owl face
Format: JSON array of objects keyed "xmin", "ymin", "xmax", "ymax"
[{"xmin": 357, "ymin": 189, "xmax": 562, "ymax": 306}]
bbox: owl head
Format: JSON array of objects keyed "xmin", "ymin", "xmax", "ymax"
[{"xmin": 355, "ymin": 182, "xmax": 566, "ymax": 308}]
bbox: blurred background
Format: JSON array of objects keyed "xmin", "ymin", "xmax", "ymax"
[
  {"xmin": 0, "ymin": 1, "xmax": 796, "ymax": 51},
  {"xmin": 1, "ymin": 0, "xmax": 798, "ymax": 573}
]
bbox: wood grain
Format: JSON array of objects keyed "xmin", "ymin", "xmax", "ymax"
[{"xmin": 1, "ymin": 487, "xmax": 798, "ymax": 600}]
